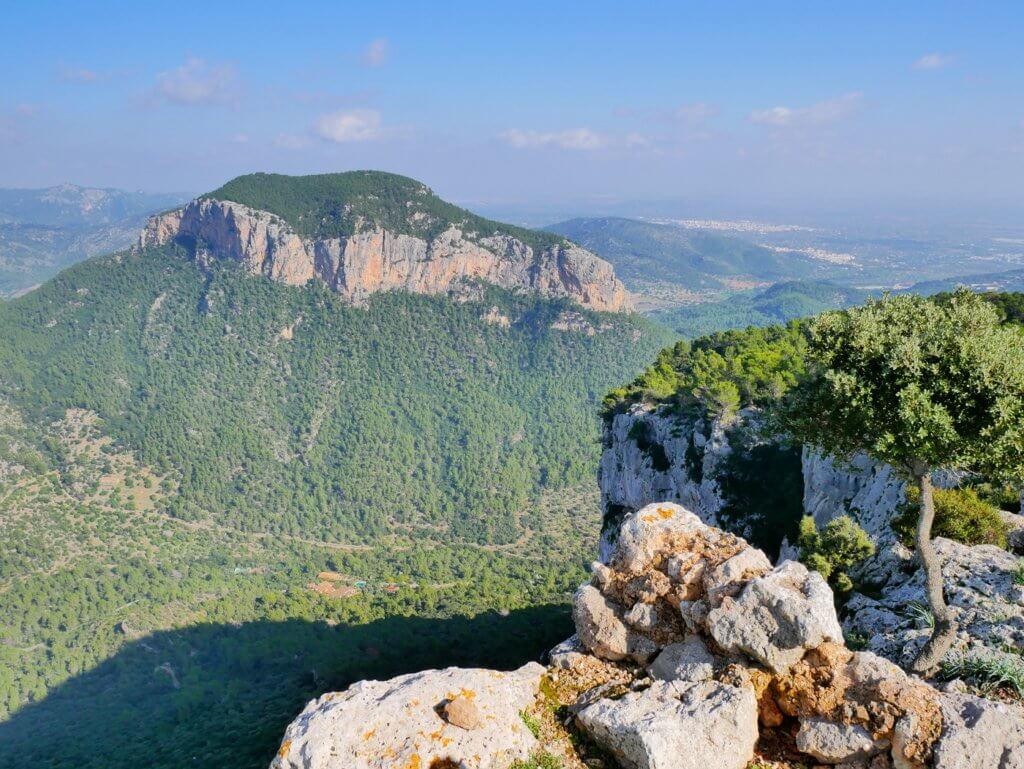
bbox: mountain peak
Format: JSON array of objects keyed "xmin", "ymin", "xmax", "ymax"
[{"xmin": 140, "ymin": 171, "xmax": 632, "ymax": 311}]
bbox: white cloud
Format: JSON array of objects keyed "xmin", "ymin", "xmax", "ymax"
[
  {"xmin": 59, "ymin": 67, "xmax": 100, "ymax": 84},
  {"xmin": 913, "ymin": 53, "xmax": 955, "ymax": 71},
  {"xmin": 749, "ymin": 91, "xmax": 863, "ymax": 127},
  {"xmin": 316, "ymin": 109, "xmax": 382, "ymax": 142},
  {"xmin": 668, "ymin": 102, "xmax": 718, "ymax": 124},
  {"xmin": 152, "ymin": 58, "xmax": 238, "ymax": 105},
  {"xmin": 499, "ymin": 127, "xmax": 609, "ymax": 150},
  {"xmin": 362, "ymin": 38, "xmax": 391, "ymax": 67}
]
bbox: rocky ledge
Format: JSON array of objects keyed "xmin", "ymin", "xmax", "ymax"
[
  {"xmin": 270, "ymin": 502, "xmax": 1024, "ymax": 769},
  {"xmin": 138, "ymin": 198, "xmax": 631, "ymax": 311}
]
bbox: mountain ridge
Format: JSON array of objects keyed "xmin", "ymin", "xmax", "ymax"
[{"xmin": 142, "ymin": 172, "xmax": 631, "ymax": 311}]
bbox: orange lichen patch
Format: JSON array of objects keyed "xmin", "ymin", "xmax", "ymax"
[
  {"xmin": 363, "ymin": 728, "xmax": 376, "ymax": 741},
  {"xmin": 402, "ymin": 755, "xmax": 422, "ymax": 769},
  {"xmin": 771, "ymin": 643, "xmax": 942, "ymax": 765},
  {"xmin": 641, "ymin": 514, "xmax": 657, "ymax": 523},
  {"xmin": 656, "ymin": 506, "xmax": 675, "ymax": 519},
  {"xmin": 277, "ymin": 739, "xmax": 292, "ymax": 758}
]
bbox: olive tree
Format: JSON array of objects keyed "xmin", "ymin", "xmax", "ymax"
[{"xmin": 778, "ymin": 289, "xmax": 1024, "ymax": 672}]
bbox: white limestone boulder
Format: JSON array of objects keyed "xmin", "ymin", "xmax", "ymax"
[
  {"xmin": 270, "ymin": 663, "xmax": 544, "ymax": 769},
  {"xmin": 576, "ymin": 679, "xmax": 757, "ymax": 769},
  {"xmin": 932, "ymin": 692, "xmax": 1024, "ymax": 769},
  {"xmin": 706, "ymin": 559, "xmax": 843, "ymax": 674}
]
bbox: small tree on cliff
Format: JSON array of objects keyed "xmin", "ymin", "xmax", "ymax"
[{"xmin": 778, "ymin": 289, "xmax": 1024, "ymax": 673}]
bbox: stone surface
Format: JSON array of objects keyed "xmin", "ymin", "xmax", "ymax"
[
  {"xmin": 796, "ymin": 717, "xmax": 888, "ymax": 763},
  {"xmin": 706, "ymin": 560, "xmax": 843, "ymax": 674},
  {"xmin": 606, "ymin": 501, "xmax": 709, "ymax": 574},
  {"xmin": 932, "ymin": 692, "xmax": 1024, "ymax": 769},
  {"xmin": 442, "ymin": 696, "xmax": 482, "ymax": 730},
  {"xmin": 270, "ymin": 663, "xmax": 543, "ymax": 769},
  {"xmin": 842, "ymin": 537, "xmax": 1024, "ymax": 668},
  {"xmin": 647, "ymin": 636, "xmax": 715, "ymax": 682},
  {"xmin": 576, "ymin": 680, "xmax": 758, "ymax": 769},
  {"xmin": 140, "ymin": 197, "xmax": 631, "ymax": 311},
  {"xmin": 573, "ymin": 584, "xmax": 632, "ymax": 661}
]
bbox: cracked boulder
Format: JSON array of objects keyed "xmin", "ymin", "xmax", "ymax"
[{"xmin": 706, "ymin": 559, "xmax": 843, "ymax": 674}]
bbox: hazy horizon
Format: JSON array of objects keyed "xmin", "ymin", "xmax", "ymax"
[{"xmin": 3, "ymin": 2, "xmax": 1023, "ymax": 228}]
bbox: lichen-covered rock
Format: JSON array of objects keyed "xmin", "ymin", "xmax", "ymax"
[
  {"xmin": 796, "ymin": 717, "xmax": 889, "ymax": 763},
  {"xmin": 270, "ymin": 663, "xmax": 543, "ymax": 769},
  {"xmin": 647, "ymin": 636, "xmax": 715, "ymax": 682},
  {"xmin": 706, "ymin": 559, "xmax": 843, "ymax": 674},
  {"xmin": 607, "ymin": 502, "xmax": 710, "ymax": 574},
  {"xmin": 932, "ymin": 692, "xmax": 1024, "ymax": 769},
  {"xmin": 576, "ymin": 680, "xmax": 758, "ymax": 769},
  {"xmin": 771, "ymin": 643, "xmax": 942, "ymax": 768}
]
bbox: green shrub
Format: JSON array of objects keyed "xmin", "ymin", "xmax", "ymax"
[
  {"xmin": 511, "ymin": 754, "xmax": 562, "ymax": 769},
  {"xmin": 892, "ymin": 486, "xmax": 1009, "ymax": 549},
  {"xmin": 973, "ymin": 481, "xmax": 1021, "ymax": 514},
  {"xmin": 941, "ymin": 652, "xmax": 1024, "ymax": 698},
  {"xmin": 798, "ymin": 515, "xmax": 875, "ymax": 592}
]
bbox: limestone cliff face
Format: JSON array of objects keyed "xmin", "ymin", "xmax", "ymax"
[
  {"xmin": 139, "ymin": 198, "xmax": 632, "ymax": 311},
  {"xmin": 598, "ymin": 404, "xmax": 907, "ymax": 570}
]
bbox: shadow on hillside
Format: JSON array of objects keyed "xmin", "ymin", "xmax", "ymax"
[{"xmin": 0, "ymin": 604, "xmax": 572, "ymax": 769}]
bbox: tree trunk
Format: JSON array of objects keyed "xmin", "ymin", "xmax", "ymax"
[{"xmin": 910, "ymin": 467, "xmax": 957, "ymax": 674}]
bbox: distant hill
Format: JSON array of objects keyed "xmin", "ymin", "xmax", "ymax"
[
  {"xmin": 907, "ymin": 266, "xmax": 1024, "ymax": 296},
  {"xmin": 544, "ymin": 217, "xmax": 834, "ymax": 304},
  {"xmin": 0, "ymin": 184, "xmax": 185, "ymax": 296},
  {"xmin": 651, "ymin": 280, "xmax": 868, "ymax": 337}
]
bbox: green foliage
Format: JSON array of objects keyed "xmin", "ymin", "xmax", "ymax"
[
  {"xmin": 604, "ymin": 322, "xmax": 808, "ymax": 418},
  {"xmin": 205, "ymin": 171, "xmax": 564, "ymax": 251},
  {"xmin": 797, "ymin": 515, "xmax": 875, "ymax": 592},
  {"xmin": 941, "ymin": 652, "xmax": 1024, "ymax": 699},
  {"xmin": 0, "ymin": 244, "xmax": 670, "ymax": 545},
  {"xmin": 511, "ymin": 754, "xmax": 563, "ymax": 769},
  {"xmin": 1014, "ymin": 560, "xmax": 1024, "ymax": 586},
  {"xmin": 778, "ymin": 290, "xmax": 1024, "ymax": 482},
  {"xmin": 892, "ymin": 486, "xmax": 1009, "ymax": 549},
  {"xmin": 520, "ymin": 710, "xmax": 542, "ymax": 739},
  {"xmin": 653, "ymin": 280, "xmax": 867, "ymax": 338},
  {"xmin": 0, "ymin": 403, "xmax": 598, "ymax": 768}
]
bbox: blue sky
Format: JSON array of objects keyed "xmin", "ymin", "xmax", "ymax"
[{"xmin": 1, "ymin": 1, "xmax": 1021, "ymax": 219}]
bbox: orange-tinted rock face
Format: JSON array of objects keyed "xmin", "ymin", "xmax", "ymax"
[{"xmin": 139, "ymin": 199, "xmax": 632, "ymax": 312}]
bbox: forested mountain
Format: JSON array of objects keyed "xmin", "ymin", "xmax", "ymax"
[
  {"xmin": 0, "ymin": 179, "xmax": 673, "ymax": 767},
  {"xmin": 0, "ymin": 184, "xmax": 185, "ymax": 296}
]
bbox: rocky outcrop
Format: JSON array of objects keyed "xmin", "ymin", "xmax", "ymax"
[
  {"xmin": 843, "ymin": 537, "xmax": 1024, "ymax": 667},
  {"xmin": 566, "ymin": 502, "xmax": 955, "ymax": 769},
  {"xmin": 139, "ymin": 198, "xmax": 631, "ymax": 311},
  {"xmin": 599, "ymin": 403, "xmax": 1024, "ymax": 675},
  {"xmin": 270, "ymin": 501, "xmax": 1024, "ymax": 768},
  {"xmin": 270, "ymin": 663, "xmax": 544, "ymax": 769}
]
